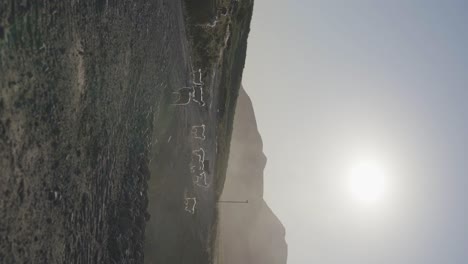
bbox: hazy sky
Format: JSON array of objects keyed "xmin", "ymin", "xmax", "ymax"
[{"xmin": 243, "ymin": 1, "xmax": 468, "ymax": 263}]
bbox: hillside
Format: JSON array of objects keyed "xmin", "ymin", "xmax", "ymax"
[{"xmin": 0, "ymin": 1, "xmax": 253, "ymax": 263}]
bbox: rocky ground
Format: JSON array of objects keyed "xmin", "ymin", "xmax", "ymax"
[{"xmin": 0, "ymin": 0, "xmax": 253, "ymax": 263}]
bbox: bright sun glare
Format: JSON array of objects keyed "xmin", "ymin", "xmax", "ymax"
[{"xmin": 348, "ymin": 159, "xmax": 387, "ymax": 205}]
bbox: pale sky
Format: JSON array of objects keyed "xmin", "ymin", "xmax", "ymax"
[{"xmin": 243, "ymin": 1, "xmax": 468, "ymax": 263}]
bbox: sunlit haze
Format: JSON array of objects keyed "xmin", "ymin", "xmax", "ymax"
[
  {"xmin": 348, "ymin": 158, "xmax": 388, "ymax": 205},
  {"xmin": 243, "ymin": 0, "xmax": 468, "ymax": 263}
]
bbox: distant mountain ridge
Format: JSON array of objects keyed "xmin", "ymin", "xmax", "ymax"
[{"xmin": 218, "ymin": 86, "xmax": 288, "ymax": 264}]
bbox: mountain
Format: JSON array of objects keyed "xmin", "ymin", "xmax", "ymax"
[{"xmin": 217, "ymin": 87, "xmax": 288, "ymax": 264}]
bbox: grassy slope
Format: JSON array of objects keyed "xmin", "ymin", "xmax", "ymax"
[
  {"xmin": 183, "ymin": 0, "xmax": 254, "ymax": 198},
  {"xmin": 213, "ymin": 1, "xmax": 254, "ymax": 199},
  {"xmin": 183, "ymin": 0, "xmax": 254, "ymax": 260}
]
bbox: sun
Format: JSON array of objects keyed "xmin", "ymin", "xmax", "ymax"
[{"xmin": 348, "ymin": 159, "xmax": 387, "ymax": 205}]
